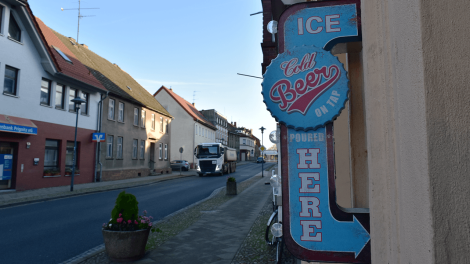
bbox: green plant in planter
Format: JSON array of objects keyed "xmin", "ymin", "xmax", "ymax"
[
  {"xmin": 43, "ymin": 169, "xmax": 51, "ymax": 176},
  {"xmin": 227, "ymin": 176, "xmax": 236, "ymax": 182},
  {"xmin": 111, "ymin": 191, "xmax": 139, "ymax": 224}
]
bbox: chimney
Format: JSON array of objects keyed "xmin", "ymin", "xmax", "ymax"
[
  {"xmin": 234, "ymin": 122, "xmax": 237, "ymax": 127},
  {"xmin": 169, "ymin": 87, "xmax": 172, "ymax": 91},
  {"xmin": 81, "ymin": 43, "xmax": 88, "ymax": 49},
  {"xmin": 192, "ymin": 102, "xmax": 195, "ymax": 107}
]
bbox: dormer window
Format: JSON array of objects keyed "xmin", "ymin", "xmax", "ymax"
[
  {"xmin": 8, "ymin": 13, "xmax": 21, "ymax": 42},
  {"xmin": 52, "ymin": 46, "xmax": 73, "ymax": 64}
]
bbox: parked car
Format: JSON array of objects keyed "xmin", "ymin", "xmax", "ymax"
[
  {"xmin": 257, "ymin": 157, "xmax": 266, "ymax": 163},
  {"xmin": 170, "ymin": 160, "xmax": 190, "ymax": 171}
]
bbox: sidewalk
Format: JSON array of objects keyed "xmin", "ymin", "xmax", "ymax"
[
  {"xmin": 137, "ymin": 173, "xmax": 273, "ymax": 264},
  {"xmin": 0, "ymin": 160, "xmax": 254, "ymax": 208}
]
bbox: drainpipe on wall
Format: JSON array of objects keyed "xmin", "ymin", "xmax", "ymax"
[
  {"xmin": 193, "ymin": 120, "xmax": 196, "ymax": 168},
  {"xmin": 94, "ymin": 91, "xmax": 108, "ymax": 182}
]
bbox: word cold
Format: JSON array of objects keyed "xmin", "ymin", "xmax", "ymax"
[{"xmin": 297, "ymin": 148, "xmax": 323, "ymax": 242}]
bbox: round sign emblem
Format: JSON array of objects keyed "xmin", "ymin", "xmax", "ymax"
[{"xmin": 261, "ymin": 45, "xmax": 349, "ymax": 130}]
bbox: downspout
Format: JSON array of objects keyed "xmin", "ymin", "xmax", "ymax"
[
  {"xmin": 193, "ymin": 120, "xmax": 196, "ymax": 168},
  {"xmin": 94, "ymin": 91, "xmax": 108, "ymax": 182}
]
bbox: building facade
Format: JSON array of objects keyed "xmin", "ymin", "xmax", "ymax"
[
  {"xmin": 227, "ymin": 122, "xmax": 240, "ymax": 160},
  {"xmin": 200, "ymin": 109, "xmax": 228, "ymax": 146},
  {"xmin": 261, "ymin": 0, "xmax": 470, "ymax": 263},
  {"xmin": 154, "ymin": 86, "xmax": 216, "ymax": 167},
  {"xmin": 0, "ymin": 1, "xmax": 106, "ymax": 191},
  {"xmin": 51, "ymin": 30, "xmax": 173, "ymax": 180},
  {"xmin": 237, "ymin": 127, "xmax": 255, "ymax": 161}
]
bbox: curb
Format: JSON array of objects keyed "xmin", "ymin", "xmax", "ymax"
[
  {"xmin": 0, "ymin": 173, "xmax": 196, "ymax": 209},
  {"xmin": 59, "ymin": 172, "xmax": 264, "ymax": 264}
]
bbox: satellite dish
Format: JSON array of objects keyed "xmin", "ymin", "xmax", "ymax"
[{"xmin": 269, "ymin": 130, "xmax": 278, "ymax": 143}]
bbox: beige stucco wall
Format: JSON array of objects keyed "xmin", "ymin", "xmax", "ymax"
[{"xmin": 361, "ymin": 0, "xmax": 470, "ymax": 262}]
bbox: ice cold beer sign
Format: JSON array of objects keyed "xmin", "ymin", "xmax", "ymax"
[
  {"xmin": 262, "ymin": 1, "xmax": 370, "ymax": 263},
  {"xmin": 262, "ymin": 45, "xmax": 349, "ymax": 130}
]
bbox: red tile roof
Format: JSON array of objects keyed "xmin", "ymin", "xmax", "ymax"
[
  {"xmin": 154, "ymin": 86, "xmax": 215, "ymax": 130},
  {"xmin": 34, "ymin": 17, "xmax": 106, "ymax": 92}
]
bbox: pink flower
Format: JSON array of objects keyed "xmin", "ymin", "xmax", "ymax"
[
  {"xmin": 141, "ymin": 220, "xmax": 145, "ymax": 224},
  {"xmin": 116, "ymin": 218, "xmax": 123, "ymax": 223},
  {"xmin": 119, "ymin": 213, "xmax": 122, "ymax": 217},
  {"xmin": 102, "ymin": 223, "xmax": 106, "ymax": 227},
  {"xmin": 134, "ymin": 220, "xmax": 138, "ymax": 225},
  {"xmin": 143, "ymin": 210, "xmax": 147, "ymax": 214},
  {"xmin": 149, "ymin": 222, "xmax": 152, "ymax": 227},
  {"xmin": 149, "ymin": 216, "xmax": 154, "ymax": 220},
  {"xmin": 128, "ymin": 220, "xmax": 132, "ymax": 224}
]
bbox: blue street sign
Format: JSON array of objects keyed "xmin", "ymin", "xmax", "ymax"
[
  {"xmin": 92, "ymin": 133, "xmax": 106, "ymax": 142},
  {"xmin": 0, "ymin": 154, "xmax": 13, "ymax": 180},
  {"xmin": 287, "ymin": 127, "xmax": 369, "ymax": 256}
]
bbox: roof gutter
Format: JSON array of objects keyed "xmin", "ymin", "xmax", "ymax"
[
  {"xmin": 55, "ymin": 72, "xmax": 106, "ymax": 94},
  {"xmin": 94, "ymin": 91, "xmax": 109, "ymax": 182}
]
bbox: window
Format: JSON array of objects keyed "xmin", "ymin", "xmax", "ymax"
[
  {"xmin": 108, "ymin": 99, "xmax": 115, "ymax": 119},
  {"xmin": 65, "ymin": 141, "xmax": 79, "ymax": 170},
  {"xmin": 151, "ymin": 114, "xmax": 155, "ymax": 130},
  {"xmin": 118, "ymin": 102, "xmax": 124, "ymax": 122},
  {"xmin": 55, "ymin": 84, "xmax": 65, "ymax": 109},
  {"xmin": 69, "ymin": 88, "xmax": 77, "ymax": 112},
  {"xmin": 159, "ymin": 143, "xmax": 162, "ymax": 160},
  {"xmin": 160, "ymin": 117, "xmax": 163, "ymax": 132},
  {"xmin": 164, "ymin": 144, "xmax": 168, "ymax": 160},
  {"xmin": 80, "ymin": 92, "xmax": 88, "ymax": 115},
  {"xmin": 165, "ymin": 119, "xmax": 168, "ymax": 133},
  {"xmin": 52, "ymin": 46, "xmax": 72, "ymax": 64},
  {"xmin": 243, "ymin": 139, "xmax": 246, "ymax": 145},
  {"xmin": 195, "ymin": 125, "xmax": 198, "ymax": 136},
  {"xmin": 117, "ymin": 137, "xmax": 123, "ymax": 159},
  {"xmin": 141, "ymin": 110, "xmax": 146, "ymax": 127},
  {"xmin": 3, "ymin": 65, "xmax": 18, "ymax": 96},
  {"xmin": 132, "ymin": 139, "xmax": 138, "ymax": 159},
  {"xmin": 8, "ymin": 14, "xmax": 21, "ymax": 42},
  {"xmin": 133, "ymin": 108, "xmax": 139, "ymax": 126},
  {"xmin": 106, "ymin": 135, "xmax": 113, "ymax": 158},
  {"xmin": 140, "ymin": 140, "xmax": 145, "ymax": 159},
  {"xmin": 44, "ymin": 140, "xmax": 59, "ymax": 171}
]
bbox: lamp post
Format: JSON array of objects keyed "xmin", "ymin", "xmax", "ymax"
[
  {"xmin": 70, "ymin": 96, "xmax": 86, "ymax": 191},
  {"xmin": 260, "ymin": 126, "xmax": 266, "ymax": 177}
]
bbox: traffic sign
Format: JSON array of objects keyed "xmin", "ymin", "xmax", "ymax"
[
  {"xmin": 179, "ymin": 147, "xmax": 184, "ymax": 153},
  {"xmin": 259, "ymin": 145, "xmax": 266, "ymax": 152},
  {"xmin": 92, "ymin": 133, "xmax": 106, "ymax": 142}
]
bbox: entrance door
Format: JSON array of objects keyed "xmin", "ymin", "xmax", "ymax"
[
  {"xmin": 0, "ymin": 142, "xmax": 16, "ymax": 190},
  {"xmin": 241, "ymin": 152, "xmax": 246, "ymax": 161},
  {"xmin": 149, "ymin": 143, "xmax": 155, "ymax": 170}
]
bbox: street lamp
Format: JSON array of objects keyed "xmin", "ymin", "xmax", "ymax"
[
  {"xmin": 260, "ymin": 126, "xmax": 266, "ymax": 177},
  {"xmin": 70, "ymin": 96, "xmax": 86, "ymax": 191}
]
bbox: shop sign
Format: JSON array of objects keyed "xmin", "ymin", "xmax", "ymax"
[
  {"xmin": 0, "ymin": 154, "xmax": 13, "ymax": 180},
  {"xmin": 0, "ymin": 122, "xmax": 37, "ymax": 135},
  {"xmin": 262, "ymin": 1, "xmax": 370, "ymax": 263},
  {"xmin": 92, "ymin": 133, "xmax": 106, "ymax": 142},
  {"xmin": 262, "ymin": 45, "xmax": 349, "ymax": 130}
]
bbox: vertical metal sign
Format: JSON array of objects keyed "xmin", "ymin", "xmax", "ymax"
[{"xmin": 262, "ymin": 1, "xmax": 370, "ymax": 263}]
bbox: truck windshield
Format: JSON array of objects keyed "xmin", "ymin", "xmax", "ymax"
[{"xmin": 197, "ymin": 145, "xmax": 219, "ymax": 157}]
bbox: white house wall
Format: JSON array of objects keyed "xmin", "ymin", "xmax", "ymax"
[{"xmin": 0, "ymin": 3, "xmax": 100, "ymax": 131}]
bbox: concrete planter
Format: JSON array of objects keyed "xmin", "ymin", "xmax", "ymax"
[
  {"xmin": 102, "ymin": 228, "xmax": 150, "ymax": 262},
  {"xmin": 226, "ymin": 181, "xmax": 237, "ymax": 195}
]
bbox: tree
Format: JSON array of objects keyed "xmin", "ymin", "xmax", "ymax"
[{"xmin": 268, "ymin": 144, "xmax": 277, "ymax": 150}]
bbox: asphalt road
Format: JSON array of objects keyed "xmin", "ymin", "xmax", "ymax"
[{"xmin": 0, "ymin": 162, "xmax": 273, "ymax": 264}]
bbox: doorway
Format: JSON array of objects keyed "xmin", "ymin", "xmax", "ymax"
[
  {"xmin": 149, "ymin": 143, "xmax": 155, "ymax": 170},
  {"xmin": 0, "ymin": 142, "xmax": 17, "ymax": 190}
]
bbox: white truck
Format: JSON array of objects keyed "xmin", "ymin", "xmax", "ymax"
[{"xmin": 194, "ymin": 143, "xmax": 237, "ymax": 176}]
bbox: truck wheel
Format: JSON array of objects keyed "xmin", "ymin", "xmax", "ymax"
[{"xmin": 198, "ymin": 173, "xmax": 203, "ymax": 177}]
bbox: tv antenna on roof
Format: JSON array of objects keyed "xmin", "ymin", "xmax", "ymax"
[
  {"xmin": 61, "ymin": 0, "xmax": 99, "ymax": 43},
  {"xmin": 193, "ymin": 91, "xmax": 198, "ymax": 105}
]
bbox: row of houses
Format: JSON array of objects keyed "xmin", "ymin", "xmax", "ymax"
[{"xmin": 0, "ymin": 0, "xmax": 259, "ymax": 192}]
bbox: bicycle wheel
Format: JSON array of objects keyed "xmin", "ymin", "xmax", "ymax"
[{"xmin": 265, "ymin": 210, "xmax": 278, "ymax": 245}]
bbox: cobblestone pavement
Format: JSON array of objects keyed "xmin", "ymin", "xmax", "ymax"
[{"xmin": 78, "ymin": 165, "xmax": 276, "ymax": 264}]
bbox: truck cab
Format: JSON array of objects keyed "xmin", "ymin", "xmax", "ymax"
[{"xmin": 194, "ymin": 143, "xmax": 236, "ymax": 176}]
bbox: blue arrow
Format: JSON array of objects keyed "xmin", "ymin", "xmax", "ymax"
[{"xmin": 288, "ymin": 127, "xmax": 370, "ymax": 257}]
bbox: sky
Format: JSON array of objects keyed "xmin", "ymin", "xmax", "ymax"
[{"xmin": 29, "ymin": 0, "xmax": 277, "ymax": 148}]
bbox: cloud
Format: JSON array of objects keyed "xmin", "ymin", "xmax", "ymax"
[{"xmin": 136, "ymin": 79, "xmax": 224, "ymax": 86}]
